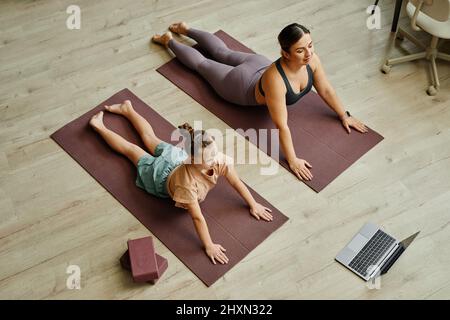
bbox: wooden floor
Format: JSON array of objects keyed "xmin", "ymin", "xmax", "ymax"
[{"xmin": 1, "ymin": 0, "xmax": 449, "ymax": 299}]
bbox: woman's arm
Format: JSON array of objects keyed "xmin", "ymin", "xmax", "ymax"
[
  {"xmin": 224, "ymin": 165, "xmax": 273, "ymax": 221},
  {"xmin": 264, "ymin": 71, "xmax": 313, "ymax": 181},
  {"xmin": 311, "ymin": 54, "xmax": 346, "ymax": 118},
  {"xmin": 311, "ymin": 54, "xmax": 368, "ymax": 133},
  {"xmin": 185, "ymin": 201, "xmax": 229, "ymax": 264}
]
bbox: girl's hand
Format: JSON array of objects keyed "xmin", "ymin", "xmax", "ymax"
[
  {"xmin": 205, "ymin": 243, "xmax": 229, "ymax": 265},
  {"xmin": 342, "ymin": 116, "xmax": 368, "ymax": 134},
  {"xmin": 289, "ymin": 157, "xmax": 313, "ymax": 181},
  {"xmin": 250, "ymin": 203, "xmax": 273, "ymax": 221}
]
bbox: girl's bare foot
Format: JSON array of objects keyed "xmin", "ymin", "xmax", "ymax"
[
  {"xmin": 169, "ymin": 22, "xmax": 189, "ymax": 35},
  {"xmin": 89, "ymin": 111, "xmax": 105, "ymax": 131},
  {"xmin": 151, "ymin": 31, "xmax": 173, "ymax": 48},
  {"xmin": 105, "ymin": 100, "xmax": 133, "ymax": 116}
]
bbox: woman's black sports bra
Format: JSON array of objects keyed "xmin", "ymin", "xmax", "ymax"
[{"xmin": 258, "ymin": 58, "xmax": 313, "ymax": 105}]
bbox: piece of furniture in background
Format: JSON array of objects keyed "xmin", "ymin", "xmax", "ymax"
[
  {"xmin": 392, "ymin": 0, "xmax": 405, "ymax": 32},
  {"xmin": 372, "ymin": 0, "xmax": 404, "ymax": 32},
  {"xmin": 381, "ymin": 0, "xmax": 450, "ymax": 95}
]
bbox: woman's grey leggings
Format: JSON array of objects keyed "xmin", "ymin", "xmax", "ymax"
[{"xmin": 168, "ymin": 28, "xmax": 271, "ymax": 106}]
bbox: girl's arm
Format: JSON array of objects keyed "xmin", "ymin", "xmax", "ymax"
[
  {"xmin": 185, "ymin": 201, "xmax": 229, "ymax": 265},
  {"xmin": 311, "ymin": 54, "xmax": 368, "ymax": 134},
  {"xmin": 224, "ymin": 165, "xmax": 273, "ymax": 222}
]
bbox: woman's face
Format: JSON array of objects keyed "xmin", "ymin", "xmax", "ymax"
[{"xmin": 286, "ymin": 33, "xmax": 314, "ymax": 64}]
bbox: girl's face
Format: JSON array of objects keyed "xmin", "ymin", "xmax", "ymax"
[
  {"xmin": 193, "ymin": 140, "xmax": 218, "ymax": 168},
  {"xmin": 285, "ymin": 33, "xmax": 314, "ymax": 64}
]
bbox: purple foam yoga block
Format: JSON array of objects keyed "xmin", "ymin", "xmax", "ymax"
[
  {"xmin": 149, "ymin": 254, "xmax": 168, "ymax": 284},
  {"xmin": 127, "ymin": 237, "xmax": 158, "ymax": 283},
  {"xmin": 121, "ymin": 249, "xmax": 168, "ymax": 283}
]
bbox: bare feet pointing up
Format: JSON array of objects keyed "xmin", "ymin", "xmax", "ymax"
[
  {"xmin": 104, "ymin": 100, "xmax": 133, "ymax": 116},
  {"xmin": 168, "ymin": 22, "xmax": 189, "ymax": 35},
  {"xmin": 151, "ymin": 31, "xmax": 173, "ymax": 48}
]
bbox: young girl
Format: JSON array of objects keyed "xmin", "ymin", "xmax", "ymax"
[{"xmin": 89, "ymin": 100, "xmax": 273, "ymax": 265}]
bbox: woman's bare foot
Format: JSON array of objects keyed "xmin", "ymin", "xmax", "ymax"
[
  {"xmin": 105, "ymin": 100, "xmax": 133, "ymax": 116},
  {"xmin": 151, "ymin": 31, "xmax": 173, "ymax": 48},
  {"xmin": 89, "ymin": 111, "xmax": 105, "ymax": 132},
  {"xmin": 169, "ymin": 22, "xmax": 189, "ymax": 35}
]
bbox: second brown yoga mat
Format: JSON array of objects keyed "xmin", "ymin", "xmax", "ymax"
[
  {"xmin": 157, "ymin": 30, "xmax": 384, "ymax": 192},
  {"xmin": 50, "ymin": 88, "xmax": 288, "ymax": 287}
]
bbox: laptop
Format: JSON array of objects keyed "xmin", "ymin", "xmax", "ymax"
[{"xmin": 335, "ymin": 222, "xmax": 419, "ymax": 281}]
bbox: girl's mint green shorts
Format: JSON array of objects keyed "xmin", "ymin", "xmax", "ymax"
[{"xmin": 135, "ymin": 142, "xmax": 188, "ymax": 198}]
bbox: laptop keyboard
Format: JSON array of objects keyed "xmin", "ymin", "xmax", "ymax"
[{"xmin": 349, "ymin": 230, "xmax": 396, "ymax": 277}]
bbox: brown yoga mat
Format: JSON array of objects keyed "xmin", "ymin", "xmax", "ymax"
[
  {"xmin": 50, "ymin": 88, "xmax": 288, "ymax": 287},
  {"xmin": 157, "ymin": 30, "xmax": 384, "ymax": 192}
]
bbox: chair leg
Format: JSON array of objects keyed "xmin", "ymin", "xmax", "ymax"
[
  {"xmin": 398, "ymin": 28, "xmax": 426, "ymax": 50},
  {"xmin": 381, "ymin": 28, "xmax": 427, "ymax": 72},
  {"xmin": 380, "ymin": 31, "xmax": 447, "ymax": 96},
  {"xmin": 427, "ymin": 56, "xmax": 439, "ymax": 96},
  {"xmin": 430, "ymin": 56, "xmax": 440, "ymax": 88},
  {"xmin": 387, "ymin": 52, "xmax": 427, "ymax": 65},
  {"xmin": 437, "ymin": 52, "xmax": 450, "ymax": 61}
]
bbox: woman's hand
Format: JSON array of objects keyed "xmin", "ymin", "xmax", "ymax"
[
  {"xmin": 289, "ymin": 157, "xmax": 313, "ymax": 181},
  {"xmin": 205, "ymin": 243, "xmax": 229, "ymax": 265},
  {"xmin": 250, "ymin": 203, "xmax": 273, "ymax": 221},
  {"xmin": 342, "ymin": 116, "xmax": 368, "ymax": 134}
]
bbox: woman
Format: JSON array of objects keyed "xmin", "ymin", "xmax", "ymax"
[
  {"xmin": 152, "ymin": 22, "xmax": 369, "ymax": 181},
  {"xmin": 89, "ymin": 100, "xmax": 273, "ymax": 265}
]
